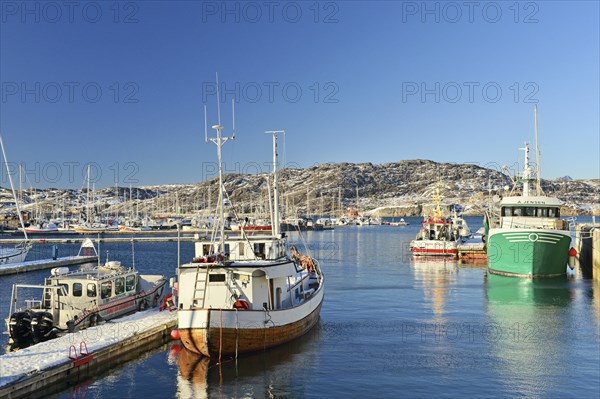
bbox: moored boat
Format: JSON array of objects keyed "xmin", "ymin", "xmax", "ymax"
[
  {"xmin": 5, "ymin": 239, "xmax": 167, "ymax": 348},
  {"xmin": 410, "ymin": 188, "xmax": 469, "ymax": 258},
  {"xmin": 176, "ymin": 118, "xmax": 324, "ymax": 358},
  {"xmin": 485, "ymin": 109, "xmax": 571, "ymax": 278}
]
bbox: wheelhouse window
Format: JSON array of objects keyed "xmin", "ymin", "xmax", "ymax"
[
  {"xmin": 115, "ymin": 277, "xmax": 125, "ymax": 295},
  {"xmin": 59, "ymin": 283, "xmax": 69, "ymax": 296},
  {"xmin": 87, "ymin": 283, "xmax": 97, "ymax": 297},
  {"xmin": 209, "ymin": 274, "xmax": 226, "ymax": 283},
  {"xmin": 239, "ymin": 243, "xmax": 245, "ymax": 256},
  {"xmin": 101, "ymin": 281, "xmax": 112, "ymax": 299},
  {"xmin": 502, "ymin": 206, "xmax": 560, "ymax": 218},
  {"xmin": 254, "ymin": 243, "xmax": 266, "ymax": 259},
  {"xmin": 126, "ymin": 275, "xmax": 136, "ymax": 291},
  {"xmin": 73, "ymin": 283, "xmax": 82, "ymax": 297}
]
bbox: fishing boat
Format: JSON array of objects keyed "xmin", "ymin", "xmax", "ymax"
[
  {"xmin": 485, "ymin": 106, "xmax": 571, "ymax": 278},
  {"xmin": 410, "ymin": 188, "xmax": 469, "ymax": 258},
  {"xmin": 176, "ymin": 105, "xmax": 324, "ymax": 358},
  {"xmin": 0, "ymin": 135, "xmax": 32, "ymax": 264},
  {"xmin": 5, "ymin": 239, "xmax": 168, "ymax": 348}
]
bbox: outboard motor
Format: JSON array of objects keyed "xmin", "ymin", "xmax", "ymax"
[
  {"xmin": 8, "ymin": 311, "xmax": 33, "ymax": 346},
  {"xmin": 31, "ymin": 312, "xmax": 56, "ymax": 343}
]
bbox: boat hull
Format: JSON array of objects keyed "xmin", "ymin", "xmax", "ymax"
[
  {"xmin": 410, "ymin": 240, "xmax": 458, "ymax": 258},
  {"xmin": 0, "ymin": 246, "xmax": 30, "ymax": 265},
  {"xmin": 179, "ymin": 287, "xmax": 323, "ymax": 357},
  {"xmin": 487, "ymin": 228, "xmax": 570, "ymax": 277}
]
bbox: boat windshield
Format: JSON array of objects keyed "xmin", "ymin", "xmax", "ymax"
[{"xmin": 502, "ymin": 206, "xmax": 559, "ymax": 218}]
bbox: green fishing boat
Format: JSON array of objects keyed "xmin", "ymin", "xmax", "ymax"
[{"xmin": 485, "ymin": 107, "xmax": 572, "ymax": 278}]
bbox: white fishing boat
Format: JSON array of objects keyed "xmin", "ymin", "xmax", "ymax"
[
  {"xmin": 176, "ymin": 100, "xmax": 323, "ymax": 358},
  {"xmin": 5, "ymin": 239, "xmax": 168, "ymax": 348}
]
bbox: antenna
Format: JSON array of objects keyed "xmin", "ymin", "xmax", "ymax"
[
  {"xmin": 204, "ymin": 105, "xmax": 208, "ymax": 143},
  {"xmin": 265, "ymin": 130, "xmax": 285, "ymax": 237},
  {"xmin": 232, "ymin": 99, "xmax": 235, "ymax": 136},
  {"xmin": 215, "ymin": 72, "xmax": 221, "ymax": 126},
  {"xmin": 534, "ymin": 105, "xmax": 543, "ymax": 195}
]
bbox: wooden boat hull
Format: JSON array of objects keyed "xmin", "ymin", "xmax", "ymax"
[{"xmin": 179, "ymin": 285, "xmax": 323, "ymax": 357}]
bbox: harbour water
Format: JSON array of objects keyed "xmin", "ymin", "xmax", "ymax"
[{"xmin": 1, "ymin": 217, "xmax": 599, "ymax": 398}]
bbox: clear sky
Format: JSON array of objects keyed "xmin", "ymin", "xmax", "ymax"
[{"xmin": 0, "ymin": 0, "xmax": 598, "ymax": 188}]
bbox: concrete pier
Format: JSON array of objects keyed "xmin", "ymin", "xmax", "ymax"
[
  {"xmin": 0, "ymin": 310, "xmax": 177, "ymax": 399},
  {"xmin": 0, "ymin": 256, "xmax": 98, "ymax": 276}
]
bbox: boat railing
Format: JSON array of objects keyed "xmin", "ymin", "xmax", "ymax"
[
  {"xmin": 502, "ymin": 217, "xmax": 569, "ymax": 230},
  {"xmin": 25, "ymin": 299, "xmax": 43, "ymax": 309}
]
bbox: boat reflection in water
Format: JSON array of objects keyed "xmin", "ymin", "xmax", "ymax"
[
  {"xmin": 411, "ymin": 257, "xmax": 458, "ymax": 321},
  {"xmin": 174, "ymin": 322, "xmax": 322, "ymax": 398},
  {"xmin": 485, "ymin": 273, "xmax": 573, "ymax": 397}
]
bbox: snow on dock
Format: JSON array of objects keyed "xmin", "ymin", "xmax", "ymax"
[
  {"xmin": 0, "ymin": 309, "xmax": 177, "ymax": 398},
  {"xmin": 0, "ymin": 256, "xmax": 97, "ymax": 276}
]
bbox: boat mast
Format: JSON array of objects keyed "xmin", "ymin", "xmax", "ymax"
[
  {"xmin": 520, "ymin": 143, "xmax": 531, "ymax": 197},
  {"xmin": 86, "ymin": 165, "xmax": 91, "ymax": 223},
  {"xmin": 534, "ymin": 105, "xmax": 543, "ymax": 195},
  {"xmin": 205, "ymin": 73, "xmax": 234, "ymax": 254},
  {"xmin": 266, "ymin": 130, "xmax": 284, "ymax": 237},
  {"xmin": 0, "ymin": 135, "xmax": 29, "ymax": 241}
]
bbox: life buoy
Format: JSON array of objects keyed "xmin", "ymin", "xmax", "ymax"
[{"xmin": 233, "ymin": 299, "xmax": 249, "ymax": 310}]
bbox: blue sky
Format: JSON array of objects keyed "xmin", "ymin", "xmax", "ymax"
[{"xmin": 0, "ymin": 1, "xmax": 598, "ymax": 188}]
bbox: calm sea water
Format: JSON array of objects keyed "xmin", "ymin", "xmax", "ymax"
[{"xmin": 1, "ymin": 217, "xmax": 599, "ymax": 398}]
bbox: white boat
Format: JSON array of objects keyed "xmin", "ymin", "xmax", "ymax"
[
  {"xmin": 0, "ymin": 244, "xmax": 30, "ymax": 265},
  {"xmin": 176, "ymin": 114, "xmax": 324, "ymax": 358},
  {"xmin": 5, "ymin": 239, "xmax": 168, "ymax": 348},
  {"xmin": 73, "ymin": 222, "xmax": 109, "ymax": 234},
  {"xmin": 21, "ymin": 222, "xmax": 59, "ymax": 234}
]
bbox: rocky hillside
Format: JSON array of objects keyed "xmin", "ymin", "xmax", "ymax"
[{"xmin": 1, "ymin": 160, "xmax": 598, "ymax": 220}]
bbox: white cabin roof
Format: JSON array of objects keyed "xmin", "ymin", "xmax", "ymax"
[{"xmin": 500, "ymin": 196, "xmax": 563, "ymax": 207}]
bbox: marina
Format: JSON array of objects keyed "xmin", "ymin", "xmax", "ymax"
[{"xmin": 1, "ymin": 2, "xmax": 598, "ymax": 398}]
